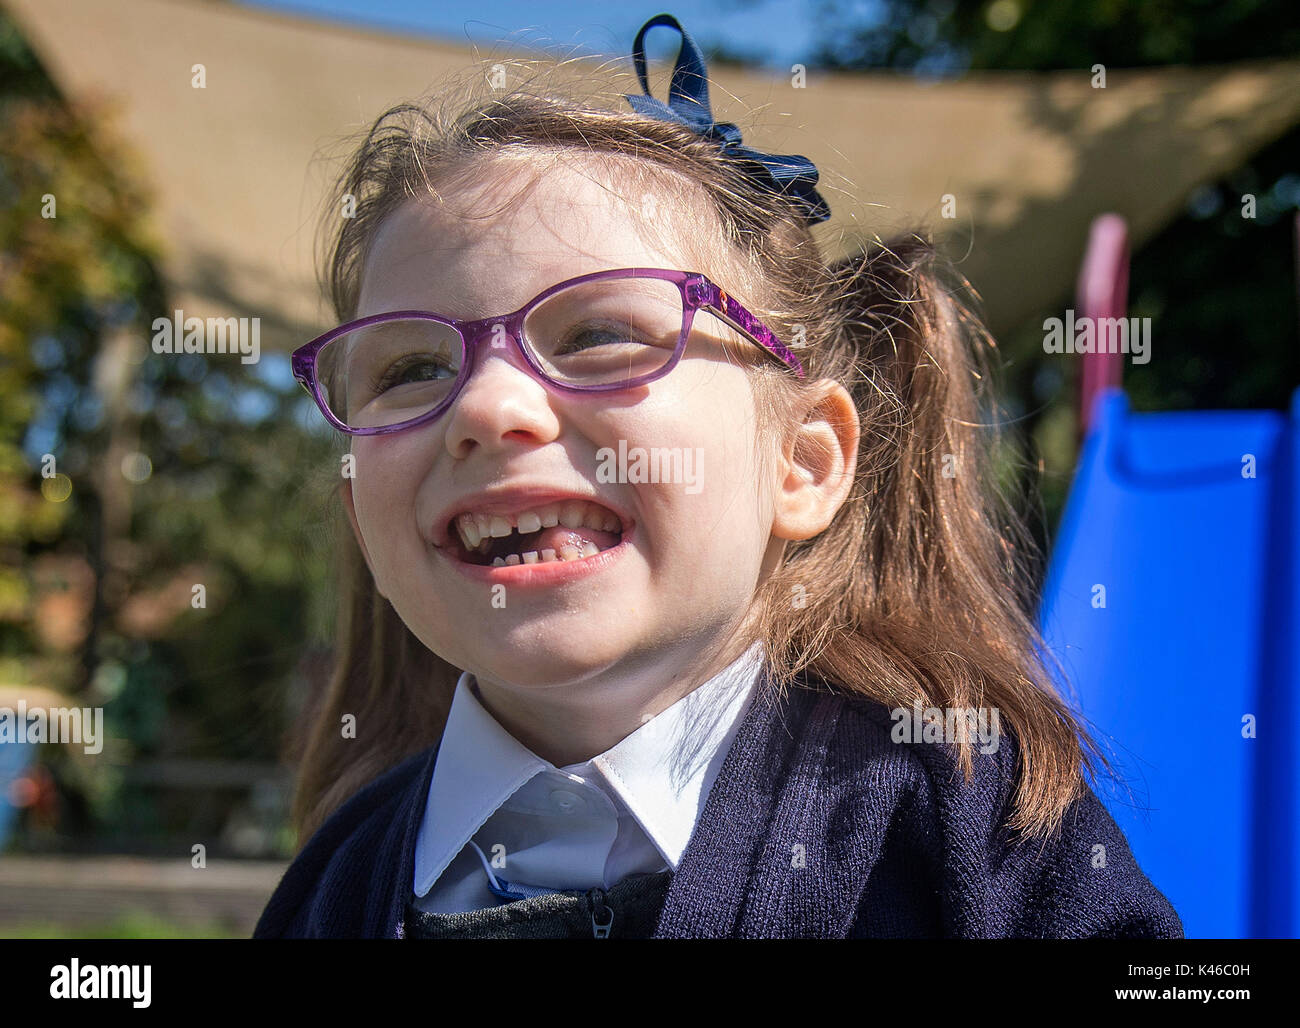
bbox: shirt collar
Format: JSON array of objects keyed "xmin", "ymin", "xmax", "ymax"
[{"xmin": 413, "ymin": 642, "xmax": 765, "ymax": 897}]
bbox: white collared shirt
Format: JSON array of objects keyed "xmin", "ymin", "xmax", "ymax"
[{"xmin": 411, "ymin": 642, "xmax": 765, "ymax": 914}]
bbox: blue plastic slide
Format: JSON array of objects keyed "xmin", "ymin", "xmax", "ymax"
[{"xmin": 1039, "ymin": 386, "xmax": 1299, "ymax": 938}]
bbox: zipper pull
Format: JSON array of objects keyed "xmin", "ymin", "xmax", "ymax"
[{"xmin": 587, "ymin": 887, "xmax": 613, "ymax": 938}]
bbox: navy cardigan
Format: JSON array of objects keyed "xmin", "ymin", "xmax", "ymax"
[{"xmin": 254, "ymin": 673, "xmax": 1183, "ymax": 939}]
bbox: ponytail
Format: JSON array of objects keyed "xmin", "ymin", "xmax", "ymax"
[{"xmin": 755, "ymin": 232, "xmax": 1111, "ymax": 840}]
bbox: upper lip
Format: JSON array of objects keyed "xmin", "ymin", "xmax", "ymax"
[{"xmin": 430, "ymin": 486, "xmax": 633, "ymax": 548}]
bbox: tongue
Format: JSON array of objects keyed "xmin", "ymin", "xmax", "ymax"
[{"xmin": 528, "ymin": 524, "xmax": 621, "ymax": 554}]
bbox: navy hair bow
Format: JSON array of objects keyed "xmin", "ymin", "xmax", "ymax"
[{"xmin": 623, "ymin": 13, "xmax": 831, "ymax": 226}]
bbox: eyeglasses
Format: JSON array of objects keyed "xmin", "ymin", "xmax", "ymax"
[{"xmin": 290, "ymin": 267, "xmax": 804, "ymax": 435}]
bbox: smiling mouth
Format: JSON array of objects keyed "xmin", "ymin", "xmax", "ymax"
[{"xmin": 445, "ymin": 500, "xmax": 625, "ymax": 567}]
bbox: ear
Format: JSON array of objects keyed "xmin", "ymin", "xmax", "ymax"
[
  {"xmin": 770, "ymin": 379, "xmax": 859, "ymax": 542},
  {"xmin": 341, "ymin": 477, "xmax": 386, "ymax": 598}
]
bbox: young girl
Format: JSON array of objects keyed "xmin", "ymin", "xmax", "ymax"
[{"xmin": 255, "ymin": 14, "xmax": 1182, "ymax": 939}]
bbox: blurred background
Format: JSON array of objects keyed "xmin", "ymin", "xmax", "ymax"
[{"xmin": 0, "ymin": 0, "xmax": 1296, "ymax": 937}]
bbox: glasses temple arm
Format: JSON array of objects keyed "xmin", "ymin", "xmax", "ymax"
[{"xmin": 688, "ymin": 279, "xmax": 806, "ymax": 377}]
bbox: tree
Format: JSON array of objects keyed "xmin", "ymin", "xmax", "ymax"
[{"xmin": 1, "ymin": 9, "xmax": 336, "ymax": 854}]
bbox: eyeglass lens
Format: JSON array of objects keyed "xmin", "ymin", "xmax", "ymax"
[{"xmin": 315, "ymin": 276, "xmax": 685, "ymax": 430}]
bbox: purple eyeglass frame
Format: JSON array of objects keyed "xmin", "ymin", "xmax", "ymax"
[{"xmin": 290, "ymin": 267, "xmax": 805, "ymax": 436}]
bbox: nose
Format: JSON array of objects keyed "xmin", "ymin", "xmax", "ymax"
[{"xmin": 441, "ymin": 319, "xmax": 561, "ymax": 458}]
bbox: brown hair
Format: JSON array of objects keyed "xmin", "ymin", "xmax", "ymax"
[{"xmin": 290, "ymin": 56, "xmax": 1111, "ymax": 844}]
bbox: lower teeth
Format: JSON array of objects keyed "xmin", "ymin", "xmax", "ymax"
[{"xmin": 491, "ymin": 541, "xmax": 601, "ymax": 567}]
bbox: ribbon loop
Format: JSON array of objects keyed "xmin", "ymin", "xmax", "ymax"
[{"xmin": 623, "ymin": 13, "xmax": 831, "ymax": 226}]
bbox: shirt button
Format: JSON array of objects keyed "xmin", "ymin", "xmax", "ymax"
[{"xmin": 549, "ymin": 789, "xmax": 583, "ymax": 813}]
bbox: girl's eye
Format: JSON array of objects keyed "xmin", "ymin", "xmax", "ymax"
[
  {"xmin": 552, "ymin": 323, "xmax": 645, "ymax": 356},
  {"xmin": 373, "ymin": 354, "xmax": 457, "ymax": 393}
]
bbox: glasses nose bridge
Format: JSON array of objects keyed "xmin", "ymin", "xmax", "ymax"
[
  {"xmin": 456, "ymin": 309, "xmax": 547, "ymax": 391},
  {"xmin": 460, "ymin": 309, "xmax": 530, "ymax": 358}
]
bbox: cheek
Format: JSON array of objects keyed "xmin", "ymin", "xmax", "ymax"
[
  {"xmin": 350, "ymin": 442, "xmax": 420, "ymax": 538},
  {"xmin": 625, "ymin": 373, "xmax": 768, "ymax": 549},
  {"xmin": 682, "ymin": 375, "xmax": 763, "ymax": 485}
]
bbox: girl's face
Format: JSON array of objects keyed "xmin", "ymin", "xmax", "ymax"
[{"xmin": 342, "ymin": 155, "xmax": 794, "ymax": 704}]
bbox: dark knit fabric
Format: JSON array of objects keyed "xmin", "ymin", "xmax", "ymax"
[
  {"xmin": 404, "ymin": 870, "xmax": 674, "ymax": 939},
  {"xmin": 254, "ymin": 672, "xmax": 1184, "ymax": 939}
]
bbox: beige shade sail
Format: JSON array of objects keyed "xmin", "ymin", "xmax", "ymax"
[{"xmin": 6, "ymin": 0, "xmax": 1300, "ymax": 350}]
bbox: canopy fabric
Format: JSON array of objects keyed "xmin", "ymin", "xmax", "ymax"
[{"xmin": 8, "ymin": 0, "xmax": 1300, "ymax": 349}]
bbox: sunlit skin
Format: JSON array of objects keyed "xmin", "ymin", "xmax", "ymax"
[{"xmin": 341, "ymin": 153, "xmax": 859, "ymax": 767}]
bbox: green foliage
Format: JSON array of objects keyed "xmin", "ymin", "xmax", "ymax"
[
  {"xmin": 1, "ymin": 8, "xmax": 338, "ymax": 855},
  {"xmin": 809, "ymin": 0, "xmax": 1300, "ymax": 73}
]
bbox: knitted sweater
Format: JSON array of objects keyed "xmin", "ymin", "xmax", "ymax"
[{"xmin": 254, "ymin": 673, "xmax": 1184, "ymax": 939}]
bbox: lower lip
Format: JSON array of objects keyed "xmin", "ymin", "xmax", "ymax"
[{"xmin": 434, "ymin": 524, "xmax": 635, "ymax": 587}]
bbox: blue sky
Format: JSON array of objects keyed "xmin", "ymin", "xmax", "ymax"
[{"xmin": 241, "ymin": 0, "xmax": 844, "ymax": 70}]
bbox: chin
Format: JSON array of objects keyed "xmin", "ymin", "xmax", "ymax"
[{"xmin": 468, "ymin": 630, "xmax": 636, "ymax": 690}]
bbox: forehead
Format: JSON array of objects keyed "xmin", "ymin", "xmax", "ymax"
[{"xmin": 356, "ymin": 152, "xmax": 735, "ymax": 318}]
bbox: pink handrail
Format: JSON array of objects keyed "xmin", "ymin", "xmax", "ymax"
[{"xmin": 1076, "ymin": 213, "xmax": 1129, "ymax": 439}]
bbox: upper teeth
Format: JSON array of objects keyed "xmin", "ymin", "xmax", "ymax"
[{"xmin": 453, "ymin": 501, "xmax": 622, "ymax": 550}]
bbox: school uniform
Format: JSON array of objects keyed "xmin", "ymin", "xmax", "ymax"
[
  {"xmin": 411, "ymin": 642, "xmax": 764, "ymax": 920},
  {"xmin": 255, "ymin": 654, "xmax": 1184, "ymax": 939}
]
